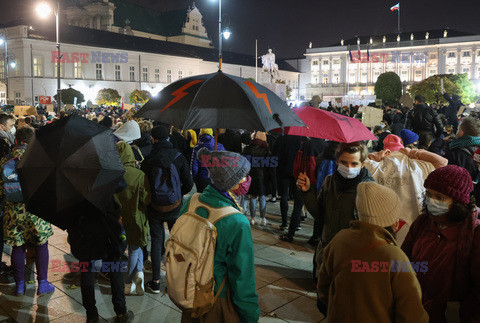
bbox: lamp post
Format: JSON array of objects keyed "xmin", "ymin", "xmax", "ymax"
[
  {"xmin": 36, "ymin": 0, "xmax": 61, "ymax": 111},
  {"xmin": 215, "ymin": 0, "xmax": 231, "ymax": 70}
]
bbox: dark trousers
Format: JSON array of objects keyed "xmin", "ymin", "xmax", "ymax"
[
  {"xmin": 287, "ymin": 187, "xmax": 305, "ymax": 236},
  {"xmin": 312, "ymin": 218, "xmax": 322, "ymax": 239},
  {"xmin": 148, "ymin": 214, "xmax": 176, "ymax": 281},
  {"xmin": 81, "ymin": 258, "xmax": 126, "ymax": 320},
  {"xmin": 279, "ymin": 176, "xmax": 296, "ymax": 225}
]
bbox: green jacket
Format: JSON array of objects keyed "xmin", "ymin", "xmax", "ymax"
[
  {"xmin": 179, "ymin": 185, "xmax": 260, "ymax": 323},
  {"xmin": 114, "ymin": 142, "xmax": 151, "ymax": 247}
]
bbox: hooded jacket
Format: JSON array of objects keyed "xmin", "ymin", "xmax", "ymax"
[
  {"xmin": 405, "ymin": 104, "xmax": 443, "ymax": 137},
  {"xmin": 132, "ymin": 132, "xmax": 153, "ymax": 163},
  {"xmin": 142, "ymin": 140, "xmax": 193, "ymax": 220},
  {"xmin": 114, "ymin": 142, "xmax": 151, "ymax": 247},
  {"xmin": 191, "ymin": 134, "xmax": 225, "ymax": 180},
  {"xmin": 114, "ymin": 120, "xmax": 141, "ymax": 143},
  {"xmin": 318, "ymin": 221, "xmax": 428, "ymax": 322}
]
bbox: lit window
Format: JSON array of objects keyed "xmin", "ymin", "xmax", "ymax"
[
  {"xmin": 463, "ymin": 51, "xmax": 470, "ymax": 57},
  {"xmin": 0, "ymin": 60, "xmax": 4, "ymax": 79},
  {"xmin": 333, "ymin": 72, "xmax": 340, "ymax": 84},
  {"xmin": 322, "ymin": 73, "xmax": 329, "ymax": 84},
  {"xmin": 447, "ymin": 68, "xmax": 455, "ymax": 74},
  {"xmin": 129, "ymin": 66, "xmax": 135, "ymax": 82},
  {"xmin": 33, "ymin": 57, "xmax": 43, "ymax": 77},
  {"xmin": 447, "ymin": 52, "xmax": 456, "ymax": 58},
  {"xmin": 95, "ymin": 63, "xmax": 103, "ymax": 80},
  {"xmin": 361, "ymin": 71, "xmax": 367, "ymax": 83},
  {"xmin": 55, "ymin": 62, "xmax": 64, "ymax": 78},
  {"xmin": 114, "ymin": 65, "xmax": 121, "ymax": 81},
  {"xmin": 323, "ymin": 60, "xmax": 329, "ymax": 65},
  {"xmin": 312, "ymin": 60, "xmax": 318, "ymax": 66},
  {"xmin": 414, "ymin": 70, "xmax": 422, "ymax": 81},
  {"xmin": 142, "ymin": 67, "xmax": 148, "ymax": 82},
  {"xmin": 429, "ymin": 69, "xmax": 437, "ymax": 76},
  {"xmin": 178, "ymin": 71, "xmax": 183, "ymax": 80},
  {"xmin": 155, "ymin": 68, "xmax": 160, "ymax": 83},
  {"xmin": 349, "ymin": 72, "xmax": 356, "ymax": 84},
  {"xmin": 400, "ymin": 70, "xmax": 408, "ymax": 82},
  {"xmin": 74, "ymin": 62, "xmax": 83, "ymax": 79},
  {"xmin": 167, "ymin": 70, "xmax": 172, "ymax": 83}
]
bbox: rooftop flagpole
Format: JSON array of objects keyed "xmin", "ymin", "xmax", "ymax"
[{"xmin": 398, "ymin": 2, "xmax": 401, "ymax": 33}]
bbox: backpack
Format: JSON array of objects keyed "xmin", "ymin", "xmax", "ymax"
[
  {"xmin": 165, "ymin": 193, "xmax": 238, "ymax": 318},
  {"xmin": 1, "ymin": 155, "xmax": 23, "ymax": 203},
  {"xmin": 151, "ymin": 153, "xmax": 182, "ymax": 212}
]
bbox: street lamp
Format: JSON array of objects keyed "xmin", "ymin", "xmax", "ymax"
[
  {"xmin": 36, "ymin": 0, "xmax": 61, "ymax": 111},
  {"xmin": 212, "ymin": 0, "xmax": 232, "ymax": 70}
]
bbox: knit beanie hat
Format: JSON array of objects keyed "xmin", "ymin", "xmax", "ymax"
[
  {"xmin": 424, "ymin": 165, "xmax": 473, "ymax": 204},
  {"xmin": 197, "ymin": 148, "xmax": 251, "ymax": 191},
  {"xmin": 383, "ymin": 134, "xmax": 404, "ymax": 152},
  {"xmin": 200, "ymin": 128, "xmax": 213, "ymax": 137},
  {"xmin": 473, "ymin": 147, "xmax": 480, "ymax": 163},
  {"xmin": 151, "ymin": 125, "xmax": 170, "ymax": 141},
  {"xmin": 356, "ymin": 182, "xmax": 400, "ymax": 228},
  {"xmin": 400, "ymin": 129, "xmax": 419, "ymax": 146}
]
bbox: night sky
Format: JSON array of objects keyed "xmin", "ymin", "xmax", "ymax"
[{"xmin": 1, "ymin": 0, "xmax": 480, "ymax": 59}]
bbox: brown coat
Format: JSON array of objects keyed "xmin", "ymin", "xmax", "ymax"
[{"xmin": 318, "ymin": 221, "xmax": 428, "ymax": 322}]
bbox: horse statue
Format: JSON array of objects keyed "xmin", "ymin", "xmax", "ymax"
[{"xmin": 260, "ymin": 49, "xmax": 279, "ymax": 82}]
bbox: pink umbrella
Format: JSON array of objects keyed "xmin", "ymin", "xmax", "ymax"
[{"xmin": 277, "ymin": 106, "xmax": 377, "ymax": 143}]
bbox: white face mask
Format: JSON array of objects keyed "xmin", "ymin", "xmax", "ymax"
[
  {"xmin": 425, "ymin": 196, "xmax": 450, "ymax": 216},
  {"xmin": 337, "ymin": 164, "xmax": 361, "ymax": 179}
]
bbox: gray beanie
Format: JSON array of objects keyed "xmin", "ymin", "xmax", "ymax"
[{"xmin": 197, "ymin": 148, "xmax": 251, "ymax": 191}]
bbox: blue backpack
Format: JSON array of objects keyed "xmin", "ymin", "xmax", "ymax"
[
  {"xmin": 151, "ymin": 153, "xmax": 182, "ymax": 212},
  {"xmin": 2, "ymin": 156, "xmax": 23, "ymax": 203}
]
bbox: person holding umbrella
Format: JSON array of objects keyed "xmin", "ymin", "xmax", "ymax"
[
  {"xmin": 191, "ymin": 128, "xmax": 225, "ymax": 193},
  {"xmin": 297, "ymin": 142, "xmax": 374, "ymax": 284},
  {"xmin": 0, "ymin": 126, "xmax": 54, "ymax": 295}
]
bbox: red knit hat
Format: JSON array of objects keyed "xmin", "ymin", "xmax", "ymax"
[
  {"xmin": 383, "ymin": 134, "xmax": 404, "ymax": 152},
  {"xmin": 424, "ymin": 165, "xmax": 473, "ymax": 204}
]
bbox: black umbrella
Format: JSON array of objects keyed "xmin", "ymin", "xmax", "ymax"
[
  {"xmin": 17, "ymin": 114, "xmax": 125, "ymax": 230},
  {"xmin": 134, "ymin": 71, "xmax": 305, "ymax": 132}
]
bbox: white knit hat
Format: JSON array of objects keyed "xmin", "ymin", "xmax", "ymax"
[{"xmin": 356, "ymin": 182, "xmax": 400, "ymax": 228}]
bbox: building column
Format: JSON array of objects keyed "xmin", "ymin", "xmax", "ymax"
[
  {"xmin": 438, "ymin": 49, "xmax": 446, "ymax": 74},
  {"xmin": 457, "ymin": 48, "xmax": 462, "ymax": 73},
  {"xmin": 471, "ymin": 47, "xmax": 476, "ymax": 80}
]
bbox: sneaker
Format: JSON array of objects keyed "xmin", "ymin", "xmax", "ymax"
[
  {"xmin": 279, "ymin": 234, "xmax": 294, "ymax": 242},
  {"xmin": 250, "ymin": 218, "xmax": 256, "ymax": 225},
  {"xmin": 260, "ymin": 218, "xmax": 267, "ymax": 226},
  {"xmin": 267, "ymin": 197, "xmax": 277, "ymax": 203},
  {"xmin": 16, "ymin": 280, "xmax": 25, "ymax": 296},
  {"xmin": 133, "ymin": 271, "xmax": 144, "ymax": 296},
  {"xmin": 295, "ymin": 226, "xmax": 301, "ymax": 231},
  {"xmin": 115, "ymin": 310, "xmax": 134, "ymax": 323},
  {"xmin": 37, "ymin": 280, "xmax": 55, "ymax": 295},
  {"xmin": 278, "ymin": 223, "xmax": 288, "ymax": 230},
  {"xmin": 146, "ymin": 280, "xmax": 160, "ymax": 294},
  {"xmin": 0, "ymin": 271, "xmax": 15, "ymax": 286},
  {"xmin": 124, "ymin": 282, "xmax": 135, "ymax": 295}
]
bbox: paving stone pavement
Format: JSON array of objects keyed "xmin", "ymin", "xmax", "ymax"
[{"xmin": 0, "ymin": 197, "xmax": 325, "ymax": 322}]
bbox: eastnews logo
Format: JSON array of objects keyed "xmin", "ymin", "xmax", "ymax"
[
  {"xmin": 51, "ymin": 260, "xmax": 128, "ymax": 273},
  {"xmin": 51, "ymin": 51, "xmax": 129, "ymax": 64},
  {"xmin": 200, "ymin": 155, "xmax": 278, "ymax": 168},
  {"xmin": 351, "ymin": 260, "xmax": 428, "ymax": 273}
]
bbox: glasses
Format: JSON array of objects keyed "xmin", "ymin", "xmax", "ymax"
[{"xmin": 425, "ymin": 191, "xmax": 449, "ymax": 202}]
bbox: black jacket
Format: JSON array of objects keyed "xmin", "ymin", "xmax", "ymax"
[
  {"xmin": 141, "ymin": 140, "xmax": 194, "ymax": 220},
  {"xmin": 405, "ymin": 104, "xmax": 443, "ymax": 137},
  {"xmin": 443, "ymin": 92, "xmax": 462, "ymax": 120},
  {"xmin": 132, "ymin": 132, "xmax": 153, "ymax": 162},
  {"xmin": 275, "ymin": 134, "xmax": 302, "ymax": 178},
  {"xmin": 444, "ymin": 145, "xmax": 479, "ymax": 180},
  {"xmin": 218, "ymin": 129, "xmax": 243, "ymax": 154},
  {"xmin": 243, "ymin": 139, "xmax": 270, "ymax": 197}
]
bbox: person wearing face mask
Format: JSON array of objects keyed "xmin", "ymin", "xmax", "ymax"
[
  {"xmin": 0, "ymin": 113, "xmax": 16, "ymax": 158},
  {"xmin": 317, "ymin": 182, "xmax": 428, "ymax": 322},
  {"xmin": 297, "ymin": 142, "xmax": 374, "ymax": 285},
  {"xmin": 180, "ymin": 148, "xmax": 260, "ymax": 323},
  {"xmin": 402, "ymin": 165, "xmax": 480, "ymax": 322}
]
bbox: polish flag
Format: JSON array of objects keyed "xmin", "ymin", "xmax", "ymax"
[{"xmin": 390, "ymin": 3, "xmax": 399, "ymax": 11}]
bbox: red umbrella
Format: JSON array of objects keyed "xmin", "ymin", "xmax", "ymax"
[{"xmin": 277, "ymin": 106, "xmax": 377, "ymax": 143}]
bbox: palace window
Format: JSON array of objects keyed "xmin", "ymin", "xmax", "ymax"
[
  {"xmin": 155, "ymin": 69, "xmax": 160, "ymax": 83},
  {"xmin": 95, "ymin": 63, "xmax": 103, "ymax": 80},
  {"xmin": 114, "ymin": 65, "xmax": 121, "ymax": 81},
  {"xmin": 33, "ymin": 57, "xmax": 43, "ymax": 77},
  {"xmin": 129, "ymin": 66, "xmax": 135, "ymax": 81},
  {"xmin": 142, "ymin": 67, "xmax": 148, "ymax": 82},
  {"xmin": 167, "ymin": 70, "xmax": 172, "ymax": 83},
  {"xmin": 74, "ymin": 62, "xmax": 83, "ymax": 79}
]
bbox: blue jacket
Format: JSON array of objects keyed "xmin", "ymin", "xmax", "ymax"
[
  {"xmin": 191, "ymin": 134, "xmax": 225, "ymax": 180},
  {"xmin": 316, "ymin": 159, "xmax": 337, "ymax": 191}
]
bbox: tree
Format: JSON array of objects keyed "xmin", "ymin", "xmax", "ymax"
[
  {"xmin": 97, "ymin": 88, "xmax": 121, "ymax": 106},
  {"xmin": 54, "ymin": 88, "xmax": 84, "ymax": 105},
  {"xmin": 129, "ymin": 89, "xmax": 152, "ymax": 104},
  {"xmin": 442, "ymin": 73, "xmax": 479, "ymax": 104},
  {"xmin": 374, "ymin": 72, "xmax": 403, "ymax": 105},
  {"xmin": 408, "ymin": 75, "xmax": 460, "ymax": 104}
]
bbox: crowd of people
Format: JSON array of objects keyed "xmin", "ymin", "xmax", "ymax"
[{"xmin": 0, "ymin": 89, "xmax": 479, "ymax": 322}]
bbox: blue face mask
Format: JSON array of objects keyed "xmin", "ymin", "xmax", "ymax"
[
  {"xmin": 425, "ymin": 196, "xmax": 450, "ymax": 216},
  {"xmin": 337, "ymin": 164, "xmax": 361, "ymax": 179}
]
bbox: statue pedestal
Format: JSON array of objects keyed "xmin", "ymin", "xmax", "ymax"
[{"xmin": 262, "ymin": 83, "xmax": 287, "ymax": 101}]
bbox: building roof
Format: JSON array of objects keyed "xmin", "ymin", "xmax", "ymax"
[
  {"xmin": 22, "ymin": 23, "xmax": 298, "ymax": 72},
  {"xmin": 111, "ymin": 0, "xmax": 189, "ymax": 37},
  {"xmin": 336, "ymin": 29, "xmax": 474, "ymax": 47}
]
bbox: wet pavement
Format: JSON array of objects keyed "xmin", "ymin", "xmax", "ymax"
[{"xmin": 0, "ymin": 197, "xmax": 324, "ymax": 322}]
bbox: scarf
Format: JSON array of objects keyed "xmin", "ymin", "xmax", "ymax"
[
  {"xmin": 333, "ymin": 166, "xmax": 372, "ymax": 192},
  {"xmin": 449, "ymin": 135, "xmax": 480, "ymax": 150}
]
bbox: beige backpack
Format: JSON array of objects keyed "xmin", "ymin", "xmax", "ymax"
[{"xmin": 165, "ymin": 193, "xmax": 238, "ymax": 318}]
